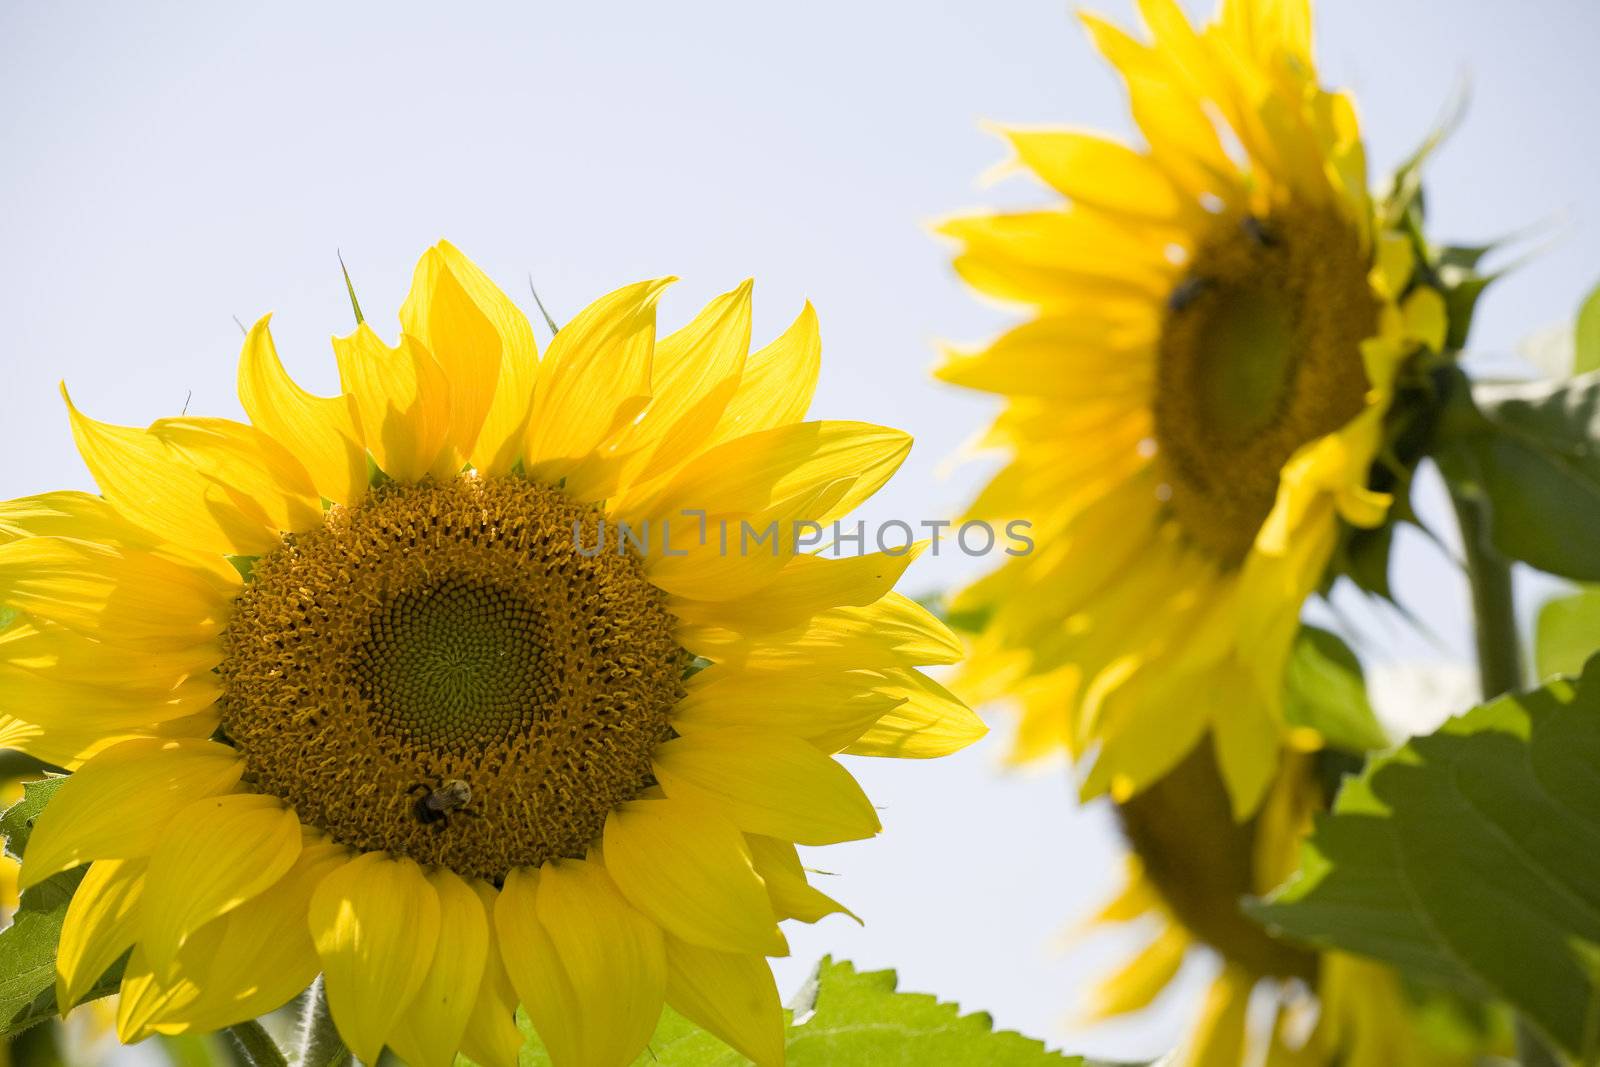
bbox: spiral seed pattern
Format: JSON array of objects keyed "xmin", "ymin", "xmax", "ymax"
[{"xmin": 218, "ymin": 476, "xmax": 686, "ymax": 880}]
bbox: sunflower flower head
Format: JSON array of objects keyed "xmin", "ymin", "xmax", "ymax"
[
  {"xmin": 0, "ymin": 242, "xmax": 984, "ymax": 1067},
  {"xmin": 938, "ymin": 0, "xmax": 1450, "ymax": 816}
]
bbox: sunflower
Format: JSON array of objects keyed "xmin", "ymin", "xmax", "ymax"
[
  {"xmin": 0, "ymin": 242, "xmax": 984, "ymax": 1067},
  {"xmin": 1079, "ymin": 749, "xmax": 1505, "ymax": 1067},
  {"xmin": 937, "ymin": 0, "xmax": 1447, "ymax": 815}
]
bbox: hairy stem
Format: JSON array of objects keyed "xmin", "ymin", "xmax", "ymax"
[
  {"xmin": 296, "ymin": 977, "xmax": 351, "ymax": 1067},
  {"xmin": 223, "ymin": 1020, "xmax": 288, "ymax": 1067}
]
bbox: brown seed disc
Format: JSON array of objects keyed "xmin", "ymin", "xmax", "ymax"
[
  {"xmin": 1154, "ymin": 204, "xmax": 1378, "ymax": 566},
  {"xmin": 218, "ymin": 476, "xmax": 687, "ymax": 881}
]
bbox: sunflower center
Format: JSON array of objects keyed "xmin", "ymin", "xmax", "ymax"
[
  {"xmin": 218, "ymin": 477, "xmax": 687, "ymax": 882},
  {"xmin": 1153, "ymin": 205, "xmax": 1376, "ymax": 565}
]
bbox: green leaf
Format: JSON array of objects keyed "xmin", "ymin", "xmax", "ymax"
[
  {"xmin": 1281, "ymin": 626, "xmax": 1390, "ymax": 753},
  {"xmin": 513, "ymin": 958, "xmax": 1086, "ymax": 1066},
  {"xmin": 1432, "ymin": 367, "xmax": 1600, "ymax": 579},
  {"xmin": 1576, "ymin": 279, "xmax": 1600, "ymax": 376},
  {"xmin": 2, "ymin": 777, "xmax": 63, "ymax": 861},
  {"xmin": 1248, "ymin": 657, "xmax": 1600, "ymax": 1061},
  {"xmin": 1536, "ymin": 586, "xmax": 1600, "ymax": 680},
  {"xmin": 782, "ymin": 959, "xmax": 1082, "ymax": 1066},
  {"xmin": 0, "ymin": 777, "xmax": 123, "ymax": 1039}
]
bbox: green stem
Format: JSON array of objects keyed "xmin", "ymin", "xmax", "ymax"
[
  {"xmin": 1451, "ymin": 491, "xmax": 1563, "ymax": 1067},
  {"xmin": 296, "ymin": 977, "xmax": 351, "ymax": 1067},
  {"xmin": 223, "ymin": 1020, "xmax": 288, "ymax": 1067},
  {"xmin": 1450, "ymin": 490, "xmax": 1524, "ymax": 699}
]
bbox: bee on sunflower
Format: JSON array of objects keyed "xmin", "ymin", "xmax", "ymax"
[
  {"xmin": 0, "ymin": 242, "xmax": 984, "ymax": 1067},
  {"xmin": 938, "ymin": 0, "xmax": 1494, "ymax": 1063}
]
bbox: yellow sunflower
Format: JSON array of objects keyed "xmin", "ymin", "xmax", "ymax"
[
  {"xmin": 1081, "ymin": 750, "xmax": 1505, "ymax": 1067},
  {"xmin": 938, "ymin": 0, "xmax": 1446, "ymax": 815},
  {"xmin": 0, "ymin": 242, "xmax": 984, "ymax": 1067}
]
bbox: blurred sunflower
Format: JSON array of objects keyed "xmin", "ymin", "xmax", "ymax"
[
  {"xmin": 0, "ymin": 242, "xmax": 983, "ymax": 1067},
  {"xmin": 1082, "ymin": 748, "xmax": 1504, "ymax": 1066},
  {"xmin": 938, "ymin": 0, "xmax": 1447, "ymax": 816}
]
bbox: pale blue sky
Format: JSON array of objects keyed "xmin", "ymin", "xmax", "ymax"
[{"xmin": 3, "ymin": 1, "xmax": 1597, "ymax": 1061}]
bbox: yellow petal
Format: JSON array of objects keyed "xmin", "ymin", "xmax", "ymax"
[
  {"xmin": 654, "ymin": 730, "xmax": 880, "ymax": 845},
  {"xmin": 146, "ymin": 416, "xmax": 322, "ymax": 534},
  {"xmin": 139, "ymin": 793, "xmax": 303, "ymax": 966},
  {"xmin": 460, "ymin": 881, "xmax": 525, "ymax": 1067},
  {"xmin": 1085, "ymin": 859, "xmax": 1161, "ymax": 927},
  {"xmin": 173, "ymin": 838, "xmax": 346, "ymax": 1031},
  {"xmin": 602, "ymin": 797, "xmax": 785, "ymax": 956},
  {"xmin": 535, "ymin": 858, "xmax": 667, "ymax": 1067},
  {"xmin": 0, "ymin": 491, "xmax": 154, "ymax": 546},
  {"xmin": 745, "ymin": 835, "xmax": 856, "ymax": 925},
  {"xmin": 1210, "ymin": 673, "xmax": 1283, "ymax": 819},
  {"xmin": 0, "ymin": 537, "xmax": 234, "ymax": 650},
  {"xmin": 333, "ymin": 323, "xmax": 454, "ymax": 483},
  {"xmin": 843, "ymin": 669, "xmax": 989, "ymax": 759},
  {"xmin": 671, "ymin": 666, "xmax": 902, "ymax": 753},
  {"xmin": 679, "ymin": 592, "xmax": 962, "ymax": 671},
  {"xmin": 934, "ymin": 312, "xmax": 1156, "ymax": 399},
  {"xmin": 1182, "ymin": 966, "xmax": 1253, "ymax": 1067},
  {"xmin": 998, "ymin": 128, "xmax": 1188, "ymax": 222},
  {"xmin": 664, "ymin": 935, "xmax": 785, "ymax": 1067},
  {"xmin": 524, "ymin": 278, "xmax": 674, "ymax": 500},
  {"xmin": 494, "ymin": 868, "xmax": 585, "ymax": 1067},
  {"xmin": 309, "ymin": 852, "xmax": 442, "ymax": 1066},
  {"xmin": 22, "ymin": 739, "xmax": 244, "ymax": 888},
  {"xmin": 644, "ymin": 477, "xmax": 853, "ymax": 602},
  {"xmin": 0, "ymin": 660, "xmax": 219, "ymax": 733},
  {"xmin": 57, "ymin": 859, "xmax": 146, "ymax": 1010},
  {"xmin": 1077, "ymin": 13, "xmax": 1238, "ymax": 201},
  {"xmin": 615, "ymin": 279, "xmax": 752, "ymax": 490},
  {"xmin": 631, "ymin": 421, "xmax": 911, "ymax": 529},
  {"xmin": 61, "ymin": 387, "xmax": 283, "ymax": 556},
  {"xmin": 116, "ymin": 946, "xmax": 194, "ymax": 1042},
  {"xmin": 0, "ymin": 711, "xmax": 209, "ymax": 772},
  {"xmin": 1085, "ymin": 923, "xmax": 1188, "ymax": 1018},
  {"xmin": 400, "ymin": 241, "xmax": 538, "ymax": 474},
  {"xmin": 1, "ymin": 613, "xmax": 219, "ymax": 694},
  {"xmin": 237, "ymin": 315, "xmax": 368, "ymax": 506},
  {"xmin": 669, "ymin": 545, "xmax": 923, "ymax": 633},
  {"xmin": 1402, "ymin": 287, "xmax": 1448, "ymax": 353},
  {"xmin": 1080, "ymin": 665, "xmax": 1214, "ymax": 806},
  {"xmin": 937, "ymin": 210, "xmax": 1177, "ymax": 305},
  {"xmin": 389, "ymin": 867, "xmax": 490, "ymax": 1067},
  {"xmin": 704, "ymin": 301, "xmax": 820, "ymax": 445},
  {"xmin": 121, "ymin": 837, "xmax": 347, "ymax": 1036}
]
